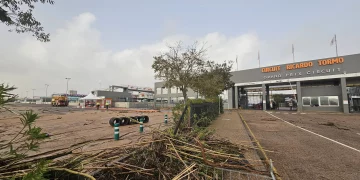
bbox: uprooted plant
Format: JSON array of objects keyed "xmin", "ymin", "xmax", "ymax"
[
  {"xmin": 0, "ymin": 110, "xmax": 49, "ymax": 161},
  {"xmin": 0, "ymin": 84, "xmax": 50, "ymax": 179}
]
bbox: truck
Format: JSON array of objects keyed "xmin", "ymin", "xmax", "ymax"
[{"xmin": 51, "ymin": 94, "xmax": 69, "ymax": 106}]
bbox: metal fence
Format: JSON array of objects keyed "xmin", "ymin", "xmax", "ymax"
[
  {"xmin": 189, "ymin": 102, "xmax": 221, "ymax": 127},
  {"xmin": 214, "ymin": 167, "xmax": 274, "ymax": 180},
  {"xmin": 153, "ymin": 102, "xmax": 177, "ymax": 108},
  {"xmin": 195, "ymin": 163, "xmax": 273, "ymax": 180}
]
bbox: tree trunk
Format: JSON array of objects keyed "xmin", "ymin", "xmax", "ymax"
[{"xmin": 182, "ymin": 89, "xmax": 188, "ymax": 104}]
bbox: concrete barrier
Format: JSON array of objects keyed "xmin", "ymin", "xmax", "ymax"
[
  {"xmin": 114, "ymin": 102, "xmax": 176, "ymax": 109},
  {"xmin": 115, "ymin": 102, "xmax": 129, "ymax": 108},
  {"xmin": 68, "ymin": 102, "xmax": 79, "ymax": 106},
  {"xmin": 129, "ymin": 102, "xmax": 150, "ymax": 108},
  {"xmin": 114, "ymin": 102, "xmax": 151, "ymax": 108}
]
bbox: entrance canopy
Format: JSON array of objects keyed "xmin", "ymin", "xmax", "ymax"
[{"xmin": 80, "ymin": 93, "xmax": 102, "ymax": 100}]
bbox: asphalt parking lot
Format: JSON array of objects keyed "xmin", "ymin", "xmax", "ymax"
[{"xmin": 240, "ymin": 110, "xmax": 360, "ymax": 180}]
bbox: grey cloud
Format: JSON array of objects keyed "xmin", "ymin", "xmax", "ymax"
[{"xmin": 4, "ymin": 9, "xmax": 360, "ymax": 97}]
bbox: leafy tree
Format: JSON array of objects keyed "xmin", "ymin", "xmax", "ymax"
[
  {"xmin": 152, "ymin": 42, "xmax": 207, "ymax": 103},
  {"xmin": 0, "ymin": 0, "xmax": 55, "ymax": 42},
  {"xmin": 0, "ymin": 84, "xmax": 17, "ymax": 105},
  {"xmin": 0, "ymin": 84, "xmax": 49, "ymax": 178},
  {"xmin": 193, "ymin": 60, "xmax": 234, "ymax": 98}
]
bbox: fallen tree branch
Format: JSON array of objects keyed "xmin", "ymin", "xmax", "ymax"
[{"xmin": 49, "ymin": 167, "xmax": 96, "ymax": 180}]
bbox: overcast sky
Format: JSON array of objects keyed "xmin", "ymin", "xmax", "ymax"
[{"xmin": 1, "ymin": 0, "xmax": 360, "ymax": 97}]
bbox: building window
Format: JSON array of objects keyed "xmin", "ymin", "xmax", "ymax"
[
  {"xmin": 162, "ymin": 88, "xmax": 168, "ymax": 94},
  {"xmin": 171, "ymin": 87, "xmax": 177, "ymax": 94},
  {"xmin": 303, "ymin": 97, "xmax": 311, "ymax": 106},
  {"xmin": 156, "ymin": 88, "xmax": 162, "ymax": 94},
  {"xmin": 320, "ymin": 96, "xmax": 329, "ymax": 106},
  {"xmin": 329, "ymin": 96, "xmax": 339, "ymax": 106},
  {"xmin": 303, "ymin": 96, "xmax": 339, "ymax": 107},
  {"xmin": 310, "ymin": 97, "xmax": 319, "ymax": 106}
]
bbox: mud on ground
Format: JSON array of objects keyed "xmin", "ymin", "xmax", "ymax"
[{"xmin": 0, "ymin": 103, "xmax": 172, "ymax": 155}]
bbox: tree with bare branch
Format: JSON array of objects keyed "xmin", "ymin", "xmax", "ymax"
[
  {"xmin": 0, "ymin": 0, "xmax": 55, "ymax": 42},
  {"xmin": 152, "ymin": 42, "xmax": 207, "ymax": 104}
]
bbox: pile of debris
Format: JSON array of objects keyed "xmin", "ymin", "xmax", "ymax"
[
  {"xmin": 1, "ymin": 121, "xmax": 271, "ymax": 179},
  {"xmin": 52, "ymin": 128, "xmax": 268, "ymax": 179},
  {"xmin": 0, "ymin": 128, "xmax": 269, "ymax": 179}
]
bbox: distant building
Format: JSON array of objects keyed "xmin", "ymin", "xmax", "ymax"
[
  {"xmin": 69, "ymin": 90, "xmax": 77, "ymax": 95},
  {"xmin": 155, "ymin": 53, "xmax": 360, "ymax": 113},
  {"xmin": 91, "ymin": 84, "xmax": 155, "ymax": 103},
  {"xmin": 92, "ymin": 90, "xmax": 133, "ymax": 102}
]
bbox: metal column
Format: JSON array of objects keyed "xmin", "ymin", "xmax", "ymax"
[
  {"xmin": 340, "ymin": 78, "xmax": 349, "ymax": 113},
  {"xmin": 234, "ymin": 86, "xmax": 239, "ymax": 108},
  {"xmin": 262, "ymin": 84, "xmax": 267, "ymax": 111},
  {"xmin": 228, "ymin": 88, "xmax": 234, "ymax": 109},
  {"xmin": 232, "ymin": 86, "xmax": 236, "ymax": 108},
  {"xmin": 266, "ymin": 85, "xmax": 270, "ymax": 109},
  {"xmin": 296, "ymin": 81, "xmax": 302, "ymax": 112}
]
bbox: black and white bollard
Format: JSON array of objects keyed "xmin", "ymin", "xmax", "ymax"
[
  {"xmin": 164, "ymin": 114, "xmax": 168, "ymax": 124},
  {"xmin": 114, "ymin": 123, "xmax": 119, "ymax": 140},
  {"xmin": 139, "ymin": 117, "xmax": 144, "ymax": 133}
]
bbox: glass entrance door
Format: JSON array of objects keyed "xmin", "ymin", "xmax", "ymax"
[{"xmin": 350, "ymin": 96, "xmax": 360, "ymax": 113}]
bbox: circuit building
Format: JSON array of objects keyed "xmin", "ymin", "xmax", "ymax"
[{"xmin": 228, "ymin": 53, "xmax": 360, "ymax": 113}]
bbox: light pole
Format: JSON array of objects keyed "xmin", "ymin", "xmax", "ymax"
[
  {"xmin": 65, "ymin": 78, "xmax": 71, "ymax": 96},
  {"xmin": 32, "ymin": 89, "xmax": 36, "ymax": 103},
  {"xmin": 26, "ymin": 91, "xmax": 28, "ymax": 98},
  {"xmin": 45, "ymin": 84, "xmax": 49, "ymax": 103}
]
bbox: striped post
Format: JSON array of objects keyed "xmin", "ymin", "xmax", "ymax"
[
  {"xmin": 114, "ymin": 123, "xmax": 119, "ymax": 140},
  {"xmin": 164, "ymin": 114, "xmax": 168, "ymax": 124},
  {"xmin": 139, "ymin": 117, "xmax": 144, "ymax": 133}
]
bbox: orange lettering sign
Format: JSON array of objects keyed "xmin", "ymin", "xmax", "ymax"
[
  {"xmin": 261, "ymin": 66, "xmax": 281, "ymax": 73},
  {"xmin": 318, "ymin": 57, "xmax": 344, "ymax": 66},
  {"xmin": 286, "ymin": 62, "xmax": 313, "ymax": 70},
  {"xmin": 261, "ymin": 57, "xmax": 344, "ymax": 73}
]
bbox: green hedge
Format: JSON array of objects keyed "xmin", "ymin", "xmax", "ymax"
[{"xmin": 171, "ymin": 97, "xmax": 224, "ymax": 131}]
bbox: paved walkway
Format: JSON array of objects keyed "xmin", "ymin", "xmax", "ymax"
[
  {"xmin": 209, "ymin": 111, "xmax": 267, "ymax": 172},
  {"xmin": 241, "ymin": 110, "xmax": 360, "ymax": 180}
]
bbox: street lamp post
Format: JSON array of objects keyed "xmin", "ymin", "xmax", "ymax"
[
  {"xmin": 26, "ymin": 91, "xmax": 28, "ymax": 98},
  {"xmin": 65, "ymin": 78, "xmax": 71, "ymax": 96},
  {"xmin": 45, "ymin": 84, "xmax": 49, "ymax": 103}
]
